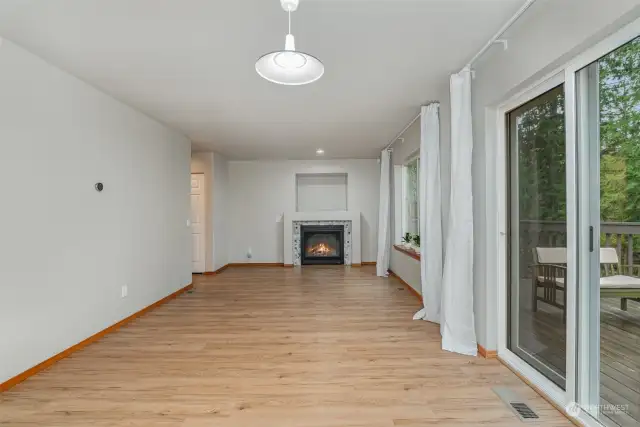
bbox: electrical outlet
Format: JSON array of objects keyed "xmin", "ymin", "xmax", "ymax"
[{"xmin": 121, "ymin": 285, "xmax": 128, "ymax": 298}]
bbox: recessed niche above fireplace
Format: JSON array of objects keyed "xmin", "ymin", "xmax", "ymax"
[
  {"xmin": 301, "ymin": 225, "xmax": 344, "ymax": 265},
  {"xmin": 296, "ymin": 173, "xmax": 348, "ymax": 212}
]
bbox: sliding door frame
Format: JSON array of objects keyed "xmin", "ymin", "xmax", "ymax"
[
  {"xmin": 503, "ymin": 76, "xmax": 568, "ymax": 390},
  {"xmin": 496, "ymin": 71, "xmax": 568, "ymax": 408},
  {"xmin": 564, "ymin": 19, "xmax": 640, "ymax": 425},
  {"xmin": 574, "ymin": 62, "xmax": 601, "ymax": 416},
  {"xmin": 494, "ymin": 16, "xmax": 640, "ymax": 427}
]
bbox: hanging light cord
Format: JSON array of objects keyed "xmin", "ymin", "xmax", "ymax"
[{"xmin": 288, "ymin": 10, "xmax": 292, "ymax": 34}]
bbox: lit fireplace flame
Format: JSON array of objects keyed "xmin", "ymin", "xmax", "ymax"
[{"xmin": 308, "ymin": 243, "xmax": 334, "ymax": 256}]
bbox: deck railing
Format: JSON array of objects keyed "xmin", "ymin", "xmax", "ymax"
[{"xmin": 517, "ymin": 220, "xmax": 640, "ymax": 274}]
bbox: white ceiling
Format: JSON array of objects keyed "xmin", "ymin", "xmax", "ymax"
[{"xmin": 0, "ymin": 0, "xmax": 525, "ymax": 159}]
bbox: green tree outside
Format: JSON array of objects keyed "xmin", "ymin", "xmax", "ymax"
[{"xmin": 515, "ymin": 37, "xmax": 640, "ymax": 263}]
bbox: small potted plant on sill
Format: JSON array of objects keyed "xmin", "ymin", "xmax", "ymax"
[
  {"xmin": 411, "ymin": 234, "xmax": 420, "ymax": 252},
  {"xmin": 401, "ymin": 232, "xmax": 413, "ymax": 250}
]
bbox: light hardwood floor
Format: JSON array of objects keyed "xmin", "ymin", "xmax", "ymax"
[{"xmin": 0, "ymin": 266, "xmax": 572, "ymax": 426}]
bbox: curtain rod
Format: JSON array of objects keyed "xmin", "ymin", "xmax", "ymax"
[
  {"xmin": 463, "ymin": 0, "xmax": 537, "ymax": 70},
  {"xmin": 383, "ymin": 0, "xmax": 536, "ymax": 152},
  {"xmin": 384, "ymin": 102, "xmax": 439, "ymax": 151}
]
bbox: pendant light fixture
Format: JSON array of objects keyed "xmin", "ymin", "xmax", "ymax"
[{"xmin": 255, "ymin": 0, "xmax": 324, "ymax": 86}]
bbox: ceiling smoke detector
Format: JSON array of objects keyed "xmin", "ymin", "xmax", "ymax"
[{"xmin": 255, "ymin": 0, "xmax": 324, "ymax": 86}]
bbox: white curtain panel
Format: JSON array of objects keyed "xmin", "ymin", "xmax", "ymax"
[
  {"xmin": 441, "ymin": 68, "xmax": 477, "ymax": 356},
  {"xmin": 376, "ymin": 149, "xmax": 392, "ymax": 276},
  {"xmin": 413, "ymin": 103, "xmax": 442, "ymax": 324}
]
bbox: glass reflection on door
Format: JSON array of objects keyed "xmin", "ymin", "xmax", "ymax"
[
  {"xmin": 578, "ymin": 35, "xmax": 640, "ymax": 427},
  {"xmin": 507, "ymin": 84, "xmax": 567, "ymax": 389}
]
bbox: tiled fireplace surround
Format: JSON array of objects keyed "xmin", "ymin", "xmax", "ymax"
[
  {"xmin": 283, "ymin": 211, "xmax": 362, "ymax": 266},
  {"xmin": 293, "ymin": 221, "xmax": 352, "ymax": 266}
]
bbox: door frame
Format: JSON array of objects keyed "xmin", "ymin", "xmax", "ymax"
[
  {"xmin": 190, "ymin": 172, "xmax": 206, "ymax": 273},
  {"xmin": 564, "ymin": 19, "xmax": 640, "ymax": 423},
  {"xmin": 503, "ymin": 79, "xmax": 568, "ymax": 390},
  {"xmin": 495, "ymin": 71, "xmax": 568, "ymax": 409},
  {"xmin": 492, "ymin": 16, "xmax": 640, "ymax": 427}
]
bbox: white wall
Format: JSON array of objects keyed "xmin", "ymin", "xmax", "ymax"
[
  {"xmin": 212, "ymin": 152, "xmax": 230, "ymax": 270},
  {"xmin": 471, "ymin": 0, "xmax": 640, "ymax": 350},
  {"xmin": 296, "ymin": 173, "xmax": 348, "ymax": 212},
  {"xmin": 0, "ymin": 39, "xmax": 192, "ymax": 383},
  {"xmin": 390, "ymin": 249, "xmax": 421, "ymax": 295},
  {"xmin": 228, "ymin": 159, "xmax": 380, "ymax": 263}
]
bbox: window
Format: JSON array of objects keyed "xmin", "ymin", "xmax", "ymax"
[{"xmin": 403, "ymin": 157, "xmax": 419, "ymax": 238}]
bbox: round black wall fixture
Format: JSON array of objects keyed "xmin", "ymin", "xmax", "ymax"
[{"xmin": 95, "ymin": 182, "xmax": 104, "ymax": 192}]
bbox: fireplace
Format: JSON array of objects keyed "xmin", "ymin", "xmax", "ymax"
[{"xmin": 301, "ymin": 225, "xmax": 344, "ymax": 265}]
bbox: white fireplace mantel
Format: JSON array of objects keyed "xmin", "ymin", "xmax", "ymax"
[{"xmin": 284, "ymin": 211, "xmax": 361, "ymax": 266}]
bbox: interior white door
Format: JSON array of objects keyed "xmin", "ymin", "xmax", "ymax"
[{"xmin": 190, "ymin": 174, "xmax": 206, "ymax": 273}]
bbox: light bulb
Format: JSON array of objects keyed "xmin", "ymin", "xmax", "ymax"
[{"xmin": 274, "ymin": 51, "xmax": 307, "ymax": 69}]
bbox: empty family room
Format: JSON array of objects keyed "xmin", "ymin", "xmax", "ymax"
[{"xmin": 1, "ymin": 1, "xmax": 640, "ymax": 426}]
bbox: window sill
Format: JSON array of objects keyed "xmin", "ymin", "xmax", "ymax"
[{"xmin": 393, "ymin": 245, "xmax": 420, "ymax": 261}]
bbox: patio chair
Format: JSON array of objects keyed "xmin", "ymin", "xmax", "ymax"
[
  {"xmin": 531, "ymin": 247, "xmax": 567, "ymax": 322},
  {"xmin": 532, "ymin": 247, "xmax": 640, "ymax": 322},
  {"xmin": 599, "ymin": 247, "xmax": 640, "ymax": 311}
]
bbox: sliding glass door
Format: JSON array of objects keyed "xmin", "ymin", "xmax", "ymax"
[
  {"xmin": 577, "ymin": 35, "xmax": 640, "ymax": 427},
  {"xmin": 507, "ymin": 84, "xmax": 567, "ymax": 389},
  {"xmin": 501, "ymin": 18, "xmax": 640, "ymax": 427}
]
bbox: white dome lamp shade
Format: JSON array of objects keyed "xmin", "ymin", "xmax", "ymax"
[{"xmin": 255, "ymin": 0, "xmax": 324, "ymax": 86}]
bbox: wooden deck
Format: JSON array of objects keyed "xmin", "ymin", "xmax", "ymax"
[
  {"xmin": 0, "ymin": 266, "xmax": 572, "ymax": 426},
  {"xmin": 521, "ymin": 296, "xmax": 640, "ymax": 426}
]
